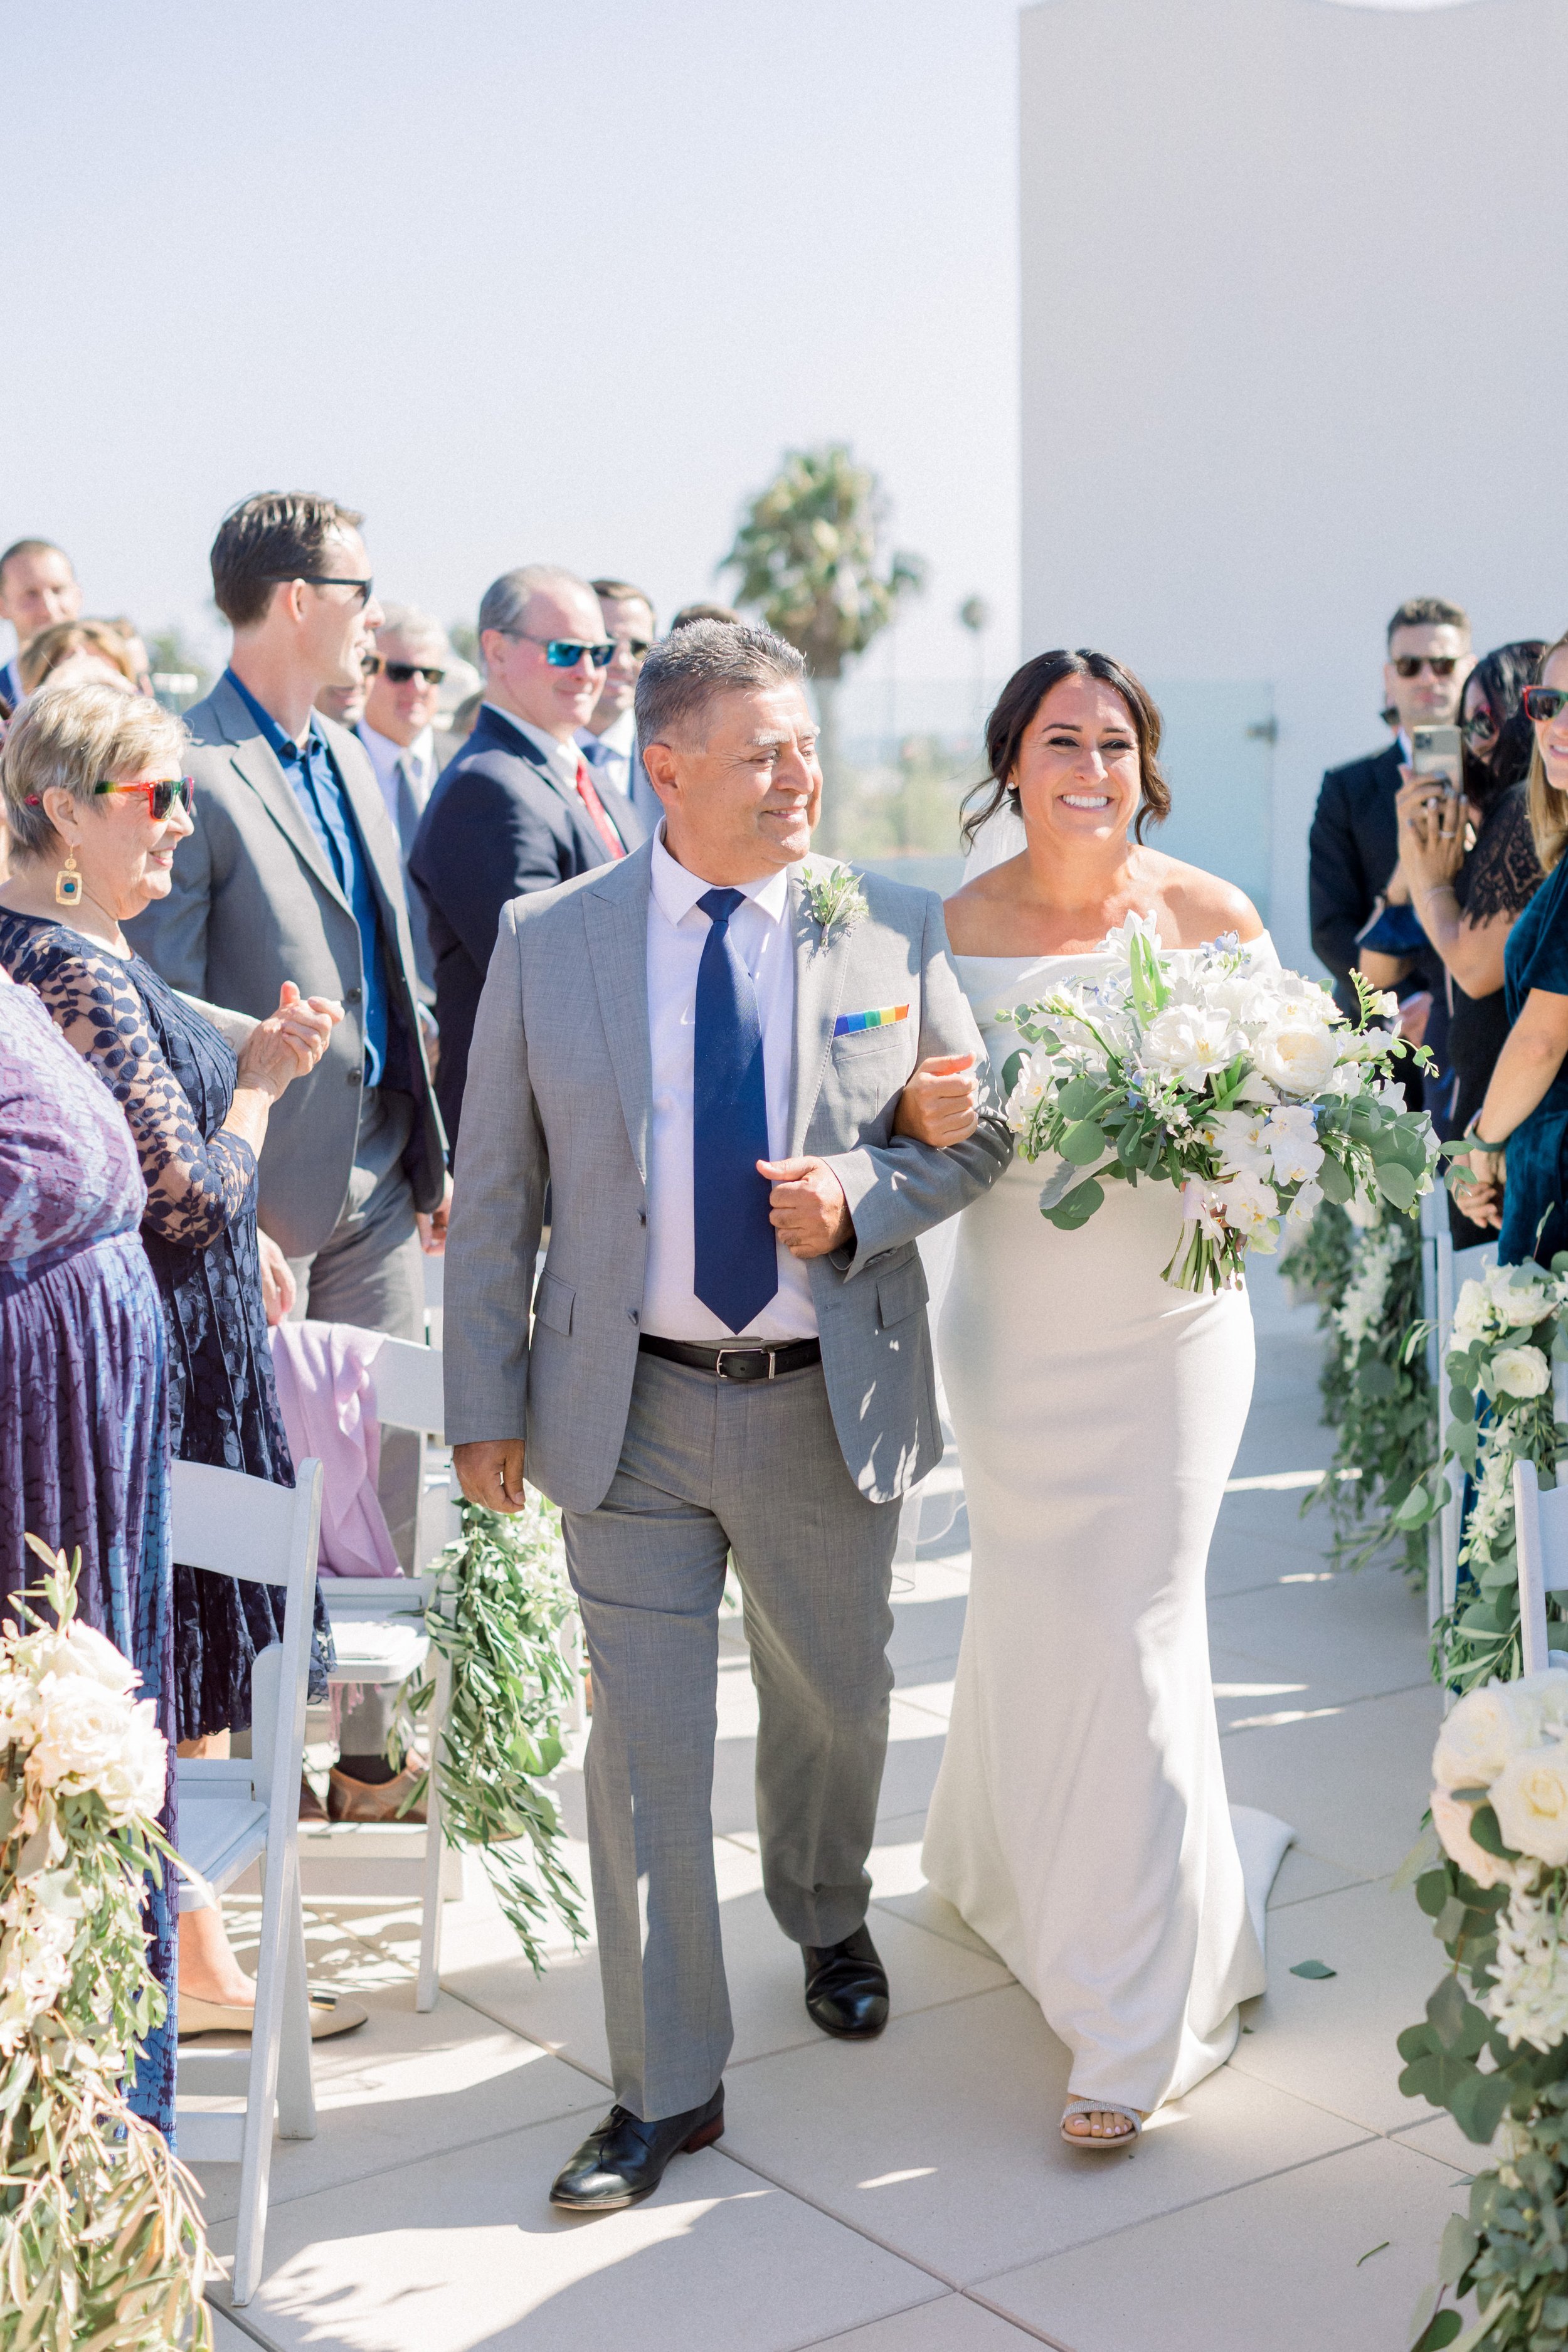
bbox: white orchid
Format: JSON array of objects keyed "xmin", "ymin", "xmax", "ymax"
[{"xmin": 1141, "ymin": 1004, "xmax": 1244, "ymax": 1087}]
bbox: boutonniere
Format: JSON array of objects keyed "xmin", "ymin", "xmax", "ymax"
[{"xmin": 801, "ymin": 859, "xmax": 868, "ymax": 951}]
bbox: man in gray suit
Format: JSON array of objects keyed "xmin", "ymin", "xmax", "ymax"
[
  {"xmin": 129, "ymin": 492, "xmax": 448, "ymax": 1816},
  {"xmin": 445, "ymin": 620, "xmax": 1010, "ymax": 2212}
]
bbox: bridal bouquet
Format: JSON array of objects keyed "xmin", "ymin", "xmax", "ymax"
[
  {"xmin": 1, "ymin": 1538, "xmax": 211, "ymax": 2349},
  {"xmin": 1001, "ymin": 912, "xmax": 1438, "ymax": 1293}
]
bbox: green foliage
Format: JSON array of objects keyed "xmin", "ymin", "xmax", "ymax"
[
  {"xmin": 721, "ymin": 443, "xmax": 924, "ymax": 683},
  {"xmin": 1, "ymin": 1544, "xmax": 211, "ymax": 2352},
  {"xmin": 1285, "ymin": 1199, "xmax": 1436, "ymax": 1582},
  {"xmin": 407, "ymin": 1499, "xmax": 586, "ymax": 1972}
]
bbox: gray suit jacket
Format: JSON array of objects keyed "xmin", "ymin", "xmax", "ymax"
[
  {"xmin": 443, "ymin": 844, "xmax": 1012, "ymax": 1510},
  {"xmin": 125, "ymin": 674, "xmax": 446, "ymax": 1259}
]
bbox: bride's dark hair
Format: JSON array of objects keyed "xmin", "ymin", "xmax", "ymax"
[{"xmin": 960, "ymin": 649, "xmax": 1171, "ymax": 850}]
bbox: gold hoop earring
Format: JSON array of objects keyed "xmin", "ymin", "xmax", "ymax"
[{"xmin": 55, "ymin": 846, "xmax": 83, "ymax": 907}]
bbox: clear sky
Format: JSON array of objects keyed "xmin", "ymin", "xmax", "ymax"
[{"xmin": 2, "ymin": 0, "xmax": 1021, "ymax": 688}]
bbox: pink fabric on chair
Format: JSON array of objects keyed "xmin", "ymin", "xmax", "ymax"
[{"xmin": 268, "ymin": 1320, "xmax": 402, "ymax": 1578}]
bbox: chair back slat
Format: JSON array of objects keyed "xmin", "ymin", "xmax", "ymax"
[
  {"xmin": 368, "ymin": 1335, "xmax": 445, "ymax": 1439},
  {"xmin": 171, "ymin": 1458, "xmax": 321, "ymax": 1585},
  {"xmin": 1514, "ymin": 1458, "xmax": 1568, "ymax": 1675}
]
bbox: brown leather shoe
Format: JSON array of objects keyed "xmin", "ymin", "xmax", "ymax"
[
  {"xmin": 327, "ymin": 1761, "xmax": 428, "ymax": 1824},
  {"xmin": 299, "ymin": 1774, "xmax": 327, "ymax": 1822}
]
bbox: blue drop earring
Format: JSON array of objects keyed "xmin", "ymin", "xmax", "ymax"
[{"xmin": 55, "ymin": 847, "xmax": 82, "ymax": 906}]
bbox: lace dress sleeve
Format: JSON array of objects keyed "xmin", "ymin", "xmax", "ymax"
[
  {"xmin": 1458, "ymin": 788, "xmax": 1544, "ymax": 927},
  {"xmin": 16, "ymin": 934, "xmax": 257, "ymax": 1251}
]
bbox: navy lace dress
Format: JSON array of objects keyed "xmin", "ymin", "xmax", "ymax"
[
  {"xmin": 0, "ymin": 973, "xmax": 177, "ymax": 2137},
  {"xmin": 0, "ymin": 912, "xmax": 331, "ymax": 1737},
  {"xmin": 1497, "ymin": 852, "xmax": 1568, "ymax": 1270}
]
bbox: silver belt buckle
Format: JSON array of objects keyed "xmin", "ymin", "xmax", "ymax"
[{"xmin": 714, "ymin": 1345, "xmax": 774, "ymax": 1382}]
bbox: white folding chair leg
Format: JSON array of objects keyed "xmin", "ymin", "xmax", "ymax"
[
  {"xmin": 275, "ymin": 1863, "xmax": 317, "ymax": 2141},
  {"xmin": 231, "ymin": 1817, "xmax": 292, "ymax": 2304},
  {"xmin": 416, "ymin": 1646, "xmax": 452, "ymax": 2012}
]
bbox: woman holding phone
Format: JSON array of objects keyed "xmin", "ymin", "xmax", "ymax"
[{"xmin": 1456, "ymin": 633, "xmax": 1568, "ymax": 1261}]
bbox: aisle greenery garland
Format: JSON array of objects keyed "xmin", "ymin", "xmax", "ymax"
[
  {"xmin": 404, "ymin": 1497, "xmax": 586, "ymax": 1971},
  {"xmin": 0, "ymin": 1540, "xmax": 211, "ymax": 2352},
  {"xmin": 1281, "ymin": 1196, "xmax": 1436, "ymax": 1580}
]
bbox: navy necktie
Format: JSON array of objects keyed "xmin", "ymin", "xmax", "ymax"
[{"xmin": 692, "ymin": 887, "xmax": 778, "ymax": 1333}]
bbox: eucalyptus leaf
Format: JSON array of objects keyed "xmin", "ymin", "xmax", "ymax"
[
  {"xmin": 1058, "ymin": 1120, "xmax": 1108, "ymax": 1166},
  {"xmin": 1043, "ymin": 1178, "xmax": 1104, "ymax": 1232}
]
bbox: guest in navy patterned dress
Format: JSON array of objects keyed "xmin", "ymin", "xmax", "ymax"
[
  {"xmin": 0, "ymin": 965, "xmax": 177, "ymax": 2135},
  {"xmin": 0, "ymin": 682, "xmax": 366, "ymax": 2043}
]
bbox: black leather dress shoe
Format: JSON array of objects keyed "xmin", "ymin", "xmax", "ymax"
[
  {"xmin": 803, "ymin": 1924, "xmax": 889, "ymax": 2039},
  {"xmin": 548, "ymin": 2085, "xmax": 724, "ymax": 2213}
]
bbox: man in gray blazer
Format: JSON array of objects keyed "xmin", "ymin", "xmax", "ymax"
[
  {"xmin": 445, "ymin": 619, "xmax": 1010, "ymax": 2212},
  {"xmin": 129, "ymin": 492, "xmax": 448, "ymax": 1817}
]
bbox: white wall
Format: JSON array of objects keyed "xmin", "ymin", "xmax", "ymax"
[{"xmin": 1019, "ymin": 0, "xmax": 1568, "ymax": 973}]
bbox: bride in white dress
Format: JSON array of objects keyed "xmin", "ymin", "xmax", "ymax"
[{"xmin": 908, "ymin": 650, "xmax": 1288, "ymax": 2152}]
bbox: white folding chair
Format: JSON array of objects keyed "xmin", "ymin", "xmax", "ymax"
[
  {"xmin": 172, "ymin": 1456, "xmax": 322, "ymax": 2307},
  {"xmin": 312, "ymin": 1332, "xmax": 456, "ymax": 2011},
  {"xmin": 1513, "ymin": 1458, "xmax": 1568, "ymax": 1676},
  {"xmin": 1431, "ymin": 1204, "xmax": 1498, "ymax": 1623}
]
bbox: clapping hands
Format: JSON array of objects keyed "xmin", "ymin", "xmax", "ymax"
[{"xmin": 236, "ymin": 982, "xmax": 344, "ymax": 1101}]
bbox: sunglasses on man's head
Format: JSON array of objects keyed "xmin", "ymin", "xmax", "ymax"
[
  {"xmin": 1391, "ymin": 655, "xmax": 1460, "ymax": 679},
  {"xmin": 1523, "ymin": 687, "xmax": 1568, "ymax": 725},
  {"xmin": 368, "ymin": 659, "xmax": 445, "ymax": 686},
  {"xmin": 92, "ymin": 776, "xmax": 195, "ymax": 818},
  {"xmin": 502, "ymin": 631, "xmax": 616, "ymax": 669}
]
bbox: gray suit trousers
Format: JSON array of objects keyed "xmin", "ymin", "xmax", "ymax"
[{"xmin": 564, "ymin": 1352, "xmax": 900, "ymax": 2121}]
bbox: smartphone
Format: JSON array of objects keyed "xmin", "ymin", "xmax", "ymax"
[{"xmin": 1411, "ymin": 724, "xmax": 1463, "ymax": 802}]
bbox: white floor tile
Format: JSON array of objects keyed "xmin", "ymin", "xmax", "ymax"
[
  {"xmin": 1221, "ymin": 1683, "xmax": 1442, "ymax": 1878},
  {"xmin": 721, "ymin": 1989, "xmax": 1369, "ymax": 2286},
  {"xmin": 979, "ymin": 2134, "xmax": 1469, "ymax": 2352},
  {"xmin": 800, "ymin": 2297, "xmax": 1042, "ymax": 2348},
  {"xmin": 208, "ymin": 2122, "xmax": 941, "ymax": 2352}
]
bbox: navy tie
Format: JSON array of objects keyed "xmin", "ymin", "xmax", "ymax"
[{"xmin": 692, "ymin": 887, "xmax": 778, "ymax": 1333}]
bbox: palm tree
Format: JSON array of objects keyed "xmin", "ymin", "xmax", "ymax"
[{"xmin": 722, "ymin": 445, "xmax": 925, "ymax": 850}]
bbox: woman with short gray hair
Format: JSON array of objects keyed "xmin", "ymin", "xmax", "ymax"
[{"xmin": 0, "ymin": 682, "xmax": 365, "ymax": 2040}]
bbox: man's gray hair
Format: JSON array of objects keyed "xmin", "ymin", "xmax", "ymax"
[
  {"xmin": 476, "ymin": 565, "xmax": 598, "ymax": 645},
  {"xmin": 635, "ymin": 618, "xmax": 805, "ymax": 748},
  {"xmin": 375, "ymin": 604, "xmax": 451, "ymax": 659}
]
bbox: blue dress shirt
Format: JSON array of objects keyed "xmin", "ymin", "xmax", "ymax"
[{"xmin": 225, "ymin": 669, "xmax": 390, "ymax": 1084}]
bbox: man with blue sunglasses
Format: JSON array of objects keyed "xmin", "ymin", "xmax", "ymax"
[{"xmin": 410, "ymin": 564, "xmax": 649, "ymax": 1143}]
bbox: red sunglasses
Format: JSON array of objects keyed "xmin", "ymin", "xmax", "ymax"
[{"xmin": 1523, "ymin": 687, "xmax": 1568, "ymax": 726}]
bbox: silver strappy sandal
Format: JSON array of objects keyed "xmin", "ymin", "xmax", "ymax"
[{"xmin": 1061, "ymin": 2099, "xmax": 1143, "ymax": 2151}]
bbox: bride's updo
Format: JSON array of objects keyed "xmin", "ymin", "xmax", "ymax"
[{"xmin": 960, "ymin": 648, "xmax": 1171, "ymax": 849}]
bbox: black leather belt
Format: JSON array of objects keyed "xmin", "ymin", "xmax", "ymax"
[{"xmin": 638, "ymin": 1333, "xmax": 822, "ymax": 1382}]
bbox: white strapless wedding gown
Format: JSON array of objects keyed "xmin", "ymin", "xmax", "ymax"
[{"xmin": 922, "ymin": 942, "xmax": 1291, "ymax": 2115}]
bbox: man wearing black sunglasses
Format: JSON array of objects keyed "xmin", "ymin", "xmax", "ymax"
[
  {"xmin": 359, "ymin": 607, "xmax": 455, "ymax": 993},
  {"xmin": 410, "ymin": 563, "xmax": 649, "ymax": 1143},
  {"xmin": 1309, "ymin": 594, "xmax": 1473, "ymax": 1022},
  {"xmin": 577, "ymin": 577, "xmax": 661, "ymax": 829}
]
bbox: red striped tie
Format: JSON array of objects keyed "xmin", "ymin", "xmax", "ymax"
[{"xmin": 575, "ymin": 758, "xmax": 626, "ymax": 859}]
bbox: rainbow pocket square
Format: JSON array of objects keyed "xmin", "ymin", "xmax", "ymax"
[{"xmin": 834, "ymin": 1004, "xmax": 909, "ymax": 1037}]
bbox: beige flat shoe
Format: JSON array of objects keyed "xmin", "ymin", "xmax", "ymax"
[
  {"xmin": 327, "ymin": 1761, "xmax": 428, "ymax": 1824},
  {"xmin": 177, "ymin": 1988, "xmax": 369, "ymax": 2041}
]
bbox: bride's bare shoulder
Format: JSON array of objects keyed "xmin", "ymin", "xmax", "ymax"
[
  {"xmin": 1139, "ymin": 849, "xmax": 1263, "ymax": 945},
  {"xmin": 942, "ymin": 857, "xmax": 1025, "ymax": 952}
]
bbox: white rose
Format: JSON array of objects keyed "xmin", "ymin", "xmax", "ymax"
[
  {"xmin": 1488, "ymin": 1346, "xmax": 1552, "ymax": 1401},
  {"xmin": 1252, "ymin": 1024, "xmax": 1338, "ymax": 1098},
  {"xmin": 28, "ymin": 1622, "xmax": 139, "ymax": 1697},
  {"xmin": 1431, "ymin": 1788, "xmax": 1515, "ymax": 1890},
  {"xmin": 28, "ymin": 1679, "xmax": 164, "ymax": 1820},
  {"xmin": 1491, "ymin": 1739, "xmax": 1568, "ymax": 1867},
  {"xmin": 1498, "ymin": 1274, "xmax": 1556, "ymax": 1327},
  {"xmin": 1452, "ymin": 1279, "xmax": 1494, "ymax": 1343},
  {"xmin": 1142, "ymin": 1005, "xmax": 1243, "ymax": 1088},
  {"xmin": 1433, "ymin": 1681, "xmax": 1526, "ymax": 1791},
  {"xmin": 1507, "ymin": 1671, "xmax": 1568, "ymax": 1749}
]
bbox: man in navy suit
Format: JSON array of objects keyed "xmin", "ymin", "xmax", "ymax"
[
  {"xmin": 1308, "ymin": 595, "xmax": 1472, "ymax": 1019},
  {"xmin": 409, "ymin": 566, "xmax": 649, "ymax": 1143}
]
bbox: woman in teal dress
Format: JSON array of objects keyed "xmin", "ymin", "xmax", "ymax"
[{"xmin": 1458, "ymin": 631, "xmax": 1568, "ymax": 1264}]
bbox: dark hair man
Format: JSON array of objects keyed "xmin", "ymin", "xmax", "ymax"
[
  {"xmin": 408, "ymin": 564, "xmax": 650, "ymax": 1143},
  {"xmin": 578, "ymin": 576, "xmax": 660, "ymax": 829},
  {"xmin": 0, "ymin": 538, "xmax": 81, "ymax": 706},
  {"xmin": 1308, "ymin": 595, "xmax": 1473, "ymax": 1019},
  {"xmin": 127, "ymin": 492, "xmax": 449, "ymax": 1817}
]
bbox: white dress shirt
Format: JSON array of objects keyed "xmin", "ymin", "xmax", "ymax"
[
  {"xmin": 642, "ymin": 827, "xmax": 817, "ymax": 1343},
  {"xmin": 576, "ymin": 707, "xmax": 637, "ymax": 800},
  {"xmin": 358, "ymin": 720, "xmax": 437, "ymax": 830}
]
